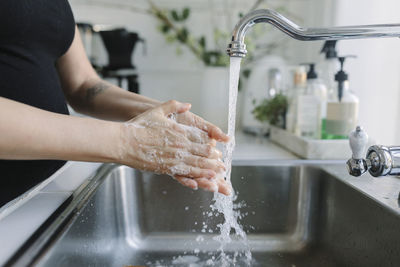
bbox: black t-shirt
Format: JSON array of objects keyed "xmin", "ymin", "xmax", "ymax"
[{"xmin": 0, "ymin": 0, "xmax": 75, "ymax": 207}]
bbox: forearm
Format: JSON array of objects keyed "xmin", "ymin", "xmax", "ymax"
[
  {"xmin": 67, "ymin": 78, "xmax": 161, "ymax": 121},
  {"xmin": 0, "ymin": 97, "xmax": 122, "ymax": 162}
]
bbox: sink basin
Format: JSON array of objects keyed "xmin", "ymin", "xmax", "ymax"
[{"xmin": 9, "ymin": 163, "xmax": 400, "ymax": 266}]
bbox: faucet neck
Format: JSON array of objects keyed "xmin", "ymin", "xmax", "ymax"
[{"xmin": 227, "ymin": 9, "xmax": 400, "ymax": 58}]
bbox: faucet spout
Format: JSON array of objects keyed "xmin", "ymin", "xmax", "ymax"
[{"xmin": 227, "ymin": 9, "xmax": 400, "ymax": 58}]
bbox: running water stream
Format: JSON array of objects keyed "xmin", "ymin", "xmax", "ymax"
[
  {"xmin": 145, "ymin": 57, "xmax": 251, "ymax": 267},
  {"xmin": 210, "ymin": 57, "xmax": 252, "ymax": 266}
]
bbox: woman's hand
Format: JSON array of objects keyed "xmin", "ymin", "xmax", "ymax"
[
  {"xmin": 176, "ymin": 111, "xmax": 230, "ymax": 143},
  {"xmin": 120, "ymin": 100, "xmax": 231, "ymax": 195}
]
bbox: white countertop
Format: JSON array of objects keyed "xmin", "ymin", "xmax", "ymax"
[
  {"xmin": 0, "ymin": 132, "xmax": 295, "ymax": 265},
  {"xmin": 233, "ymin": 132, "xmax": 298, "ymax": 161}
]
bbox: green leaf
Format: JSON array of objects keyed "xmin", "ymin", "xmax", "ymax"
[
  {"xmin": 198, "ymin": 36, "xmax": 206, "ymax": 49},
  {"xmin": 171, "ymin": 10, "xmax": 180, "ymax": 21},
  {"xmin": 161, "ymin": 24, "xmax": 170, "ymax": 33},
  {"xmin": 242, "ymin": 69, "xmax": 251, "ymax": 79},
  {"xmin": 176, "ymin": 27, "xmax": 189, "ymax": 43},
  {"xmin": 215, "ymin": 54, "xmax": 229, "ymax": 67},
  {"xmin": 155, "ymin": 10, "xmax": 165, "ymax": 20},
  {"xmin": 182, "ymin": 27, "xmax": 188, "ymax": 38},
  {"xmin": 182, "ymin": 7, "xmax": 190, "ymax": 20},
  {"xmin": 202, "ymin": 51, "xmax": 223, "ymax": 66}
]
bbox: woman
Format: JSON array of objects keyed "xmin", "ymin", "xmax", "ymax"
[{"xmin": 0, "ymin": 0, "xmax": 230, "ymax": 207}]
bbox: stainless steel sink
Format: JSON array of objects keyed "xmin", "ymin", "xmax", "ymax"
[{"xmin": 8, "ymin": 163, "xmax": 400, "ymax": 266}]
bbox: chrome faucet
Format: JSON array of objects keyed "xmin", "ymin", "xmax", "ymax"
[
  {"xmin": 347, "ymin": 126, "xmax": 400, "ymax": 177},
  {"xmin": 226, "ymin": 9, "xmax": 400, "ymax": 177},
  {"xmin": 227, "ymin": 9, "xmax": 400, "ymax": 58}
]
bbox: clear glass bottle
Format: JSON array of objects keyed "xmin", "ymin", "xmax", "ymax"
[
  {"xmin": 296, "ymin": 64, "xmax": 327, "ymax": 139},
  {"xmin": 286, "ymin": 66, "xmax": 306, "ymax": 133},
  {"xmin": 319, "ymin": 41, "xmax": 339, "ymax": 97}
]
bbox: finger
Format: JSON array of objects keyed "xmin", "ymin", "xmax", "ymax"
[
  {"xmin": 174, "ymin": 176, "xmax": 198, "ymax": 190},
  {"xmin": 209, "ymin": 139, "xmax": 217, "ymax": 147},
  {"xmin": 141, "ymin": 148, "xmax": 217, "ymax": 163},
  {"xmin": 194, "ymin": 178, "xmax": 219, "ymax": 193},
  {"xmin": 169, "ymin": 164, "xmax": 216, "ymax": 179},
  {"xmin": 205, "ymin": 123, "xmax": 230, "ymax": 143},
  {"xmin": 159, "ymin": 100, "xmax": 191, "ymax": 116},
  {"xmin": 216, "ymin": 178, "xmax": 231, "ymax": 196},
  {"xmin": 187, "ymin": 114, "xmax": 229, "ymax": 143},
  {"xmin": 189, "ymin": 143, "xmax": 222, "ymax": 159},
  {"xmin": 182, "ymin": 154, "xmax": 225, "ymax": 173}
]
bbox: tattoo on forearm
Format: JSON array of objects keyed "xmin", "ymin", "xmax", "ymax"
[{"xmin": 85, "ymin": 81, "xmax": 111, "ymax": 103}]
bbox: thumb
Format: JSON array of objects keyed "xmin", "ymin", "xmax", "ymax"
[{"xmin": 160, "ymin": 100, "xmax": 191, "ymax": 115}]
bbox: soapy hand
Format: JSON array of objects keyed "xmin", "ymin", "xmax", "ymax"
[
  {"xmin": 120, "ymin": 100, "xmax": 231, "ymax": 195},
  {"xmin": 175, "ymin": 110, "xmax": 230, "ymax": 143}
]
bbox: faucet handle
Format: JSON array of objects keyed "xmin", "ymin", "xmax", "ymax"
[
  {"xmin": 347, "ymin": 126, "xmax": 369, "ymax": 177},
  {"xmin": 349, "ymin": 126, "xmax": 368, "ymax": 159}
]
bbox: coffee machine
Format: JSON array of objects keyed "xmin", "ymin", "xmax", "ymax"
[{"xmin": 77, "ymin": 23, "xmax": 145, "ymax": 94}]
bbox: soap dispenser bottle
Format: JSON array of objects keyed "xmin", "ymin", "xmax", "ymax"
[
  {"xmin": 296, "ymin": 63, "xmax": 327, "ymax": 139},
  {"xmin": 320, "ymin": 41, "xmax": 339, "ymax": 97},
  {"xmin": 324, "ymin": 56, "xmax": 359, "ymax": 139},
  {"xmin": 286, "ymin": 66, "xmax": 307, "ymax": 134}
]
